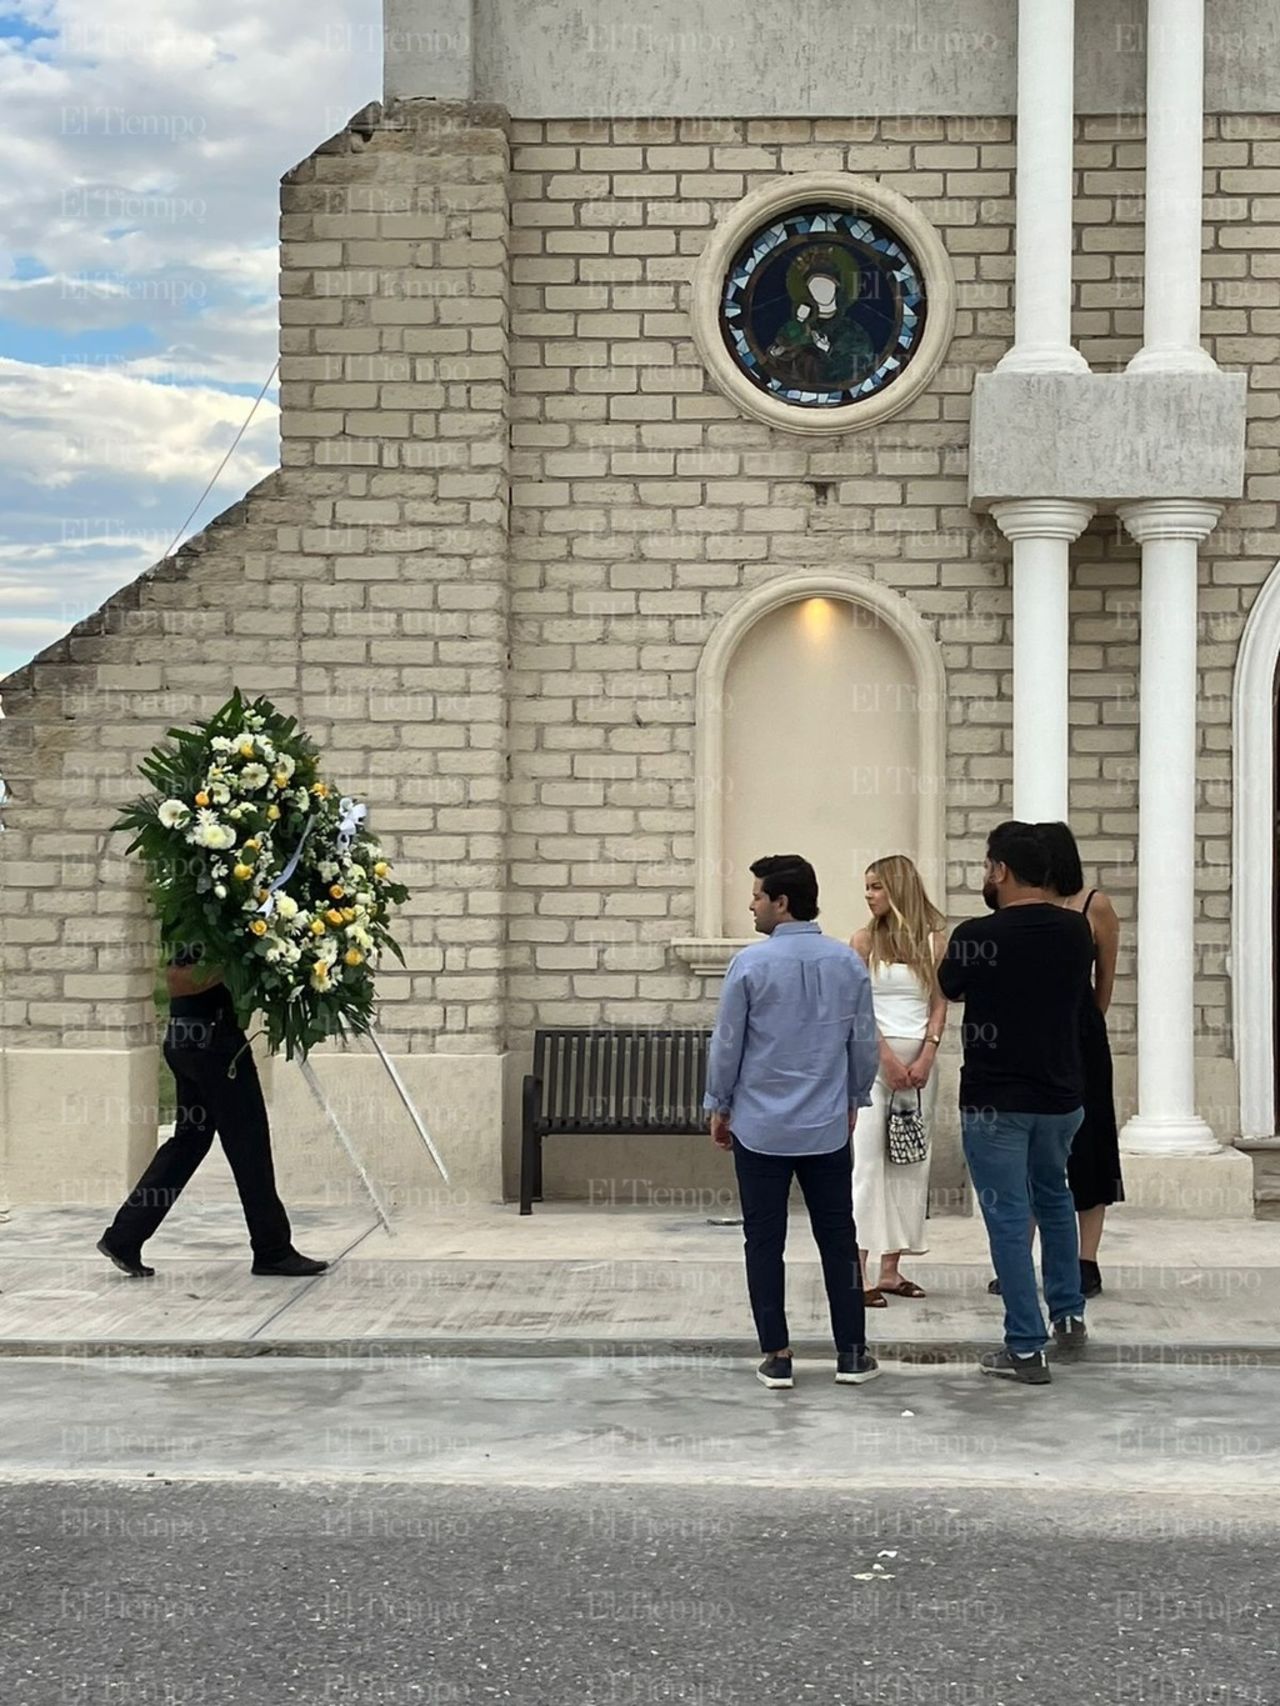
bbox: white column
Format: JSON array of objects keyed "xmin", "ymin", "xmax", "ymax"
[
  {"xmin": 1127, "ymin": 0, "xmax": 1216, "ymax": 374},
  {"xmin": 1119, "ymin": 499, "xmax": 1221, "ymax": 1154},
  {"xmin": 992, "ymin": 500, "xmax": 1095, "ymax": 821},
  {"xmin": 997, "ymin": 0, "xmax": 1089, "ymax": 374}
]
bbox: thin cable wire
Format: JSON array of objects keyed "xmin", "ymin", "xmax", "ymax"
[{"xmin": 161, "ymin": 357, "xmax": 281, "ymax": 561}]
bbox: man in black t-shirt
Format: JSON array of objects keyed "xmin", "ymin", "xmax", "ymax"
[
  {"xmin": 938, "ymin": 821, "xmax": 1094, "ymax": 1384},
  {"xmin": 97, "ymin": 947, "xmax": 329, "ymax": 1279}
]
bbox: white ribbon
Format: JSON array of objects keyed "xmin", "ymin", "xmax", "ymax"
[
  {"xmin": 257, "ymin": 814, "xmax": 316, "ymax": 917},
  {"xmin": 336, "ymin": 796, "xmax": 367, "ymax": 854}
]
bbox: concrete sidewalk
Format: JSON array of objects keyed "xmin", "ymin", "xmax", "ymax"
[{"xmin": 1, "ymin": 1191, "xmax": 1275, "ymax": 1363}]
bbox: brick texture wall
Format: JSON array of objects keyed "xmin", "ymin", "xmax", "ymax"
[
  {"xmin": 3, "ymin": 104, "xmax": 1278, "ymax": 1143},
  {"xmin": 502, "ymin": 110, "xmax": 1280, "ymax": 1118},
  {"xmin": 0, "ymin": 101, "xmax": 512, "ymax": 1061}
]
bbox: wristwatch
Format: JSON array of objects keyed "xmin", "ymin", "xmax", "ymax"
[{"xmin": 926, "ymin": 1032, "xmax": 943, "ymax": 1047}]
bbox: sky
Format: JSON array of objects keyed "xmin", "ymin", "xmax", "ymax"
[{"xmin": 0, "ymin": 0, "xmax": 383, "ymax": 680}]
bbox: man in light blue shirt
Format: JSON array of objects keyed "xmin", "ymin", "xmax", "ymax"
[{"xmin": 705, "ymin": 854, "xmax": 880, "ymax": 1390}]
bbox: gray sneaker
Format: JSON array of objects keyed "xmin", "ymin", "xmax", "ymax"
[
  {"xmin": 1051, "ymin": 1315, "xmax": 1089, "ymax": 1362},
  {"xmin": 979, "ymin": 1348, "xmax": 1051, "ymax": 1385}
]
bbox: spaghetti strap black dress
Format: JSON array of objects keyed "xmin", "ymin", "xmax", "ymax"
[{"xmin": 1068, "ymin": 890, "xmax": 1125, "ymax": 1210}]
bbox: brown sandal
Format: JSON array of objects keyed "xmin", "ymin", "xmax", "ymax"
[
  {"xmin": 878, "ymin": 1279, "xmax": 927, "ymax": 1299},
  {"xmin": 863, "ymin": 1287, "xmax": 889, "ymax": 1308}
]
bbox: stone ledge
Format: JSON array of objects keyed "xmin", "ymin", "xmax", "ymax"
[
  {"xmin": 670, "ymin": 938, "xmax": 752, "ymax": 976},
  {"xmin": 1116, "ymin": 1148, "xmax": 1256, "ymax": 1219},
  {"xmin": 968, "ymin": 370, "xmax": 1248, "ymax": 507}
]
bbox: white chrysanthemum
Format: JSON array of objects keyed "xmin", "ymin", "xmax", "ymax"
[
  {"xmin": 240, "ymin": 763, "xmax": 270, "ymax": 791},
  {"xmin": 211, "ymin": 785, "xmax": 232, "ymax": 805},
  {"xmin": 347, "ymin": 862, "xmax": 366, "ymax": 881},
  {"xmin": 274, "ymin": 894, "xmax": 299, "ymax": 921},
  {"xmin": 317, "ymin": 937, "xmax": 339, "ymax": 966},
  {"xmin": 275, "ymin": 753, "xmax": 296, "ymax": 780},
  {"xmin": 157, "ymin": 799, "xmax": 190, "ymax": 829},
  {"xmin": 317, "ymin": 860, "xmax": 339, "ymax": 881},
  {"xmin": 214, "ymin": 825, "xmax": 237, "ymax": 851},
  {"xmin": 210, "ymin": 736, "xmax": 233, "ymax": 754}
]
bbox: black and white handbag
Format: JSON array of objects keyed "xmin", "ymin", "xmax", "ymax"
[{"xmin": 886, "ymin": 1089, "xmax": 928, "ymax": 1166}]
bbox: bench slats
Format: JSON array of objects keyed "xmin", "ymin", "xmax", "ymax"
[{"xmin": 528, "ymin": 1027, "xmax": 712, "ymax": 1134}]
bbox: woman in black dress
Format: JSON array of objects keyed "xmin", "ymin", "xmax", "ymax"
[{"xmin": 1040, "ymin": 822, "xmax": 1124, "ymax": 1296}]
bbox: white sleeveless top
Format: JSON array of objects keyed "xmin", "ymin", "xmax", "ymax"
[{"xmin": 868, "ymin": 959, "xmax": 931, "ymax": 1040}]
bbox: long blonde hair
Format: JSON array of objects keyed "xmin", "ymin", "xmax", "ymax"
[{"xmin": 863, "ymin": 855, "xmax": 945, "ymax": 995}]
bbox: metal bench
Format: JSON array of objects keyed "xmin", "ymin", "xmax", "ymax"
[{"xmin": 520, "ymin": 1026, "xmax": 714, "ymax": 1214}]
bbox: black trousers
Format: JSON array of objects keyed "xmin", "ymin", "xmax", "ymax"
[
  {"xmin": 107, "ymin": 1012, "xmax": 292, "ymax": 1262},
  {"xmin": 732, "ymin": 1135, "xmax": 865, "ymax": 1355}
]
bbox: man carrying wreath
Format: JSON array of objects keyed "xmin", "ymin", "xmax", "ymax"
[{"xmin": 97, "ymin": 944, "xmax": 329, "ymax": 1279}]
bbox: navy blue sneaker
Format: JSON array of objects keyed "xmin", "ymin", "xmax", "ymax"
[
  {"xmin": 756, "ymin": 1354, "xmax": 794, "ymax": 1390},
  {"xmin": 835, "ymin": 1351, "xmax": 880, "ymax": 1385}
]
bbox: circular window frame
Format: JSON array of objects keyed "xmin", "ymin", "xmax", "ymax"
[{"xmin": 690, "ymin": 173, "xmax": 957, "ymax": 437}]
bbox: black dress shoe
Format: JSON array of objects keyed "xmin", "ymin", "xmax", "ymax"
[
  {"xmin": 251, "ymin": 1252, "xmax": 329, "ymax": 1277},
  {"xmin": 1080, "ymin": 1259, "xmax": 1103, "ymax": 1298},
  {"xmin": 97, "ymin": 1236, "xmax": 155, "ymax": 1278}
]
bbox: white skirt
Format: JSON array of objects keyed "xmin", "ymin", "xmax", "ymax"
[{"xmin": 852, "ymin": 1034, "xmax": 937, "ymax": 1264}]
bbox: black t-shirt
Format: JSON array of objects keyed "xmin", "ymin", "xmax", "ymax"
[
  {"xmin": 168, "ymin": 944, "xmax": 232, "ymax": 1020},
  {"xmin": 938, "ymin": 904, "xmax": 1095, "ymax": 1114}
]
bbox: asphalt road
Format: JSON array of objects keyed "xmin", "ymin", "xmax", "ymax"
[
  {"xmin": 4, "ymin": 1481, "xmax": 1277, "ymax": 1706},
  {"xmin": 2, "ymin": 1357, "xmax": 1278, "ymax": 1706}
]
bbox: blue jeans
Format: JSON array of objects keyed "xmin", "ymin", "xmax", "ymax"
[{"xmin": 962, "ymin": 1108, "xmax": 1085, "ymax": 1355}]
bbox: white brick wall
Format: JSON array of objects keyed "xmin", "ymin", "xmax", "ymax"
[{"xmin": 2, "ymin": 105, "xmax": 1278, "ymax": 1144}]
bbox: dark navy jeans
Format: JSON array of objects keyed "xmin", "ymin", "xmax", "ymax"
[{"xmin": 732, "ymin": 1136, "xmax": 865, "ymax": 1356}]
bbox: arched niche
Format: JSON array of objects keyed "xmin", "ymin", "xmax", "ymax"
[
  {"xmin": 673, "ymin": 572, "xmax": 948, "ymax": 974},
  {"xmin": 1232, "ymin": 559, "xmax": 1280, "ymax": 1138}
]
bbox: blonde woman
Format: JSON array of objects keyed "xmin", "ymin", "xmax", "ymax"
[{"xmin": 850, "ymin": 856, "xmax": 948, "ymax": 1304}]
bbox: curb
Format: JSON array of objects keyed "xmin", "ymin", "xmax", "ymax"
[{"xmin": 1, "ymin": 1336, "xmax": 1277, "ymax": 1366}]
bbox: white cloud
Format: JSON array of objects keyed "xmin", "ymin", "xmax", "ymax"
[
  {"xmin": 0, "ymin": 0, "xmax": 382, "ymax": 681},
  {"xmin": 0, "ymin": 355, "xmax": 280, "ymax": 488}
]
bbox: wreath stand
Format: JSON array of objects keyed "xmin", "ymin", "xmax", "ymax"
[{"xmin": 296, "ymin": 1016, "xmax": 449, "ymax": 1236}]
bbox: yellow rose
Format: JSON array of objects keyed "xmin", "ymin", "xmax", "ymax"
[
  {"xmin": 329, "ymin": 884, "xmax": 344, "ymax": 900},
  {"xmin": 310, "ymin": 919, "xmax": 327, "ymax": 935},
  {"xmin": 373, "ymin": 861, "xmax": 389, "ymax": 878},
  {"xmin": 257, "ymin": 889, "xmax": 269, "ymax": 901},
  {"xmin": 239, "ymin": 742, "xmax": 255, "ymax": 758},
  {"xmin": 311, "ymin": 782, "xmax": 328, "ymax": 798},
  {"xmin": 195, "ymin": 791, "xmax": 210, "ymax": 808},
  {"xmin": 233, "ymin": 864, "xmax": 253, "ymax": 880},
  {"xmin": 341, "ymin": 907, "xmax": 357, "ymax": 922},
  {"xmin": 273, "ymin": 772, "xmax": 289, "ymax": 788},
  {"xmin": 243, "ymin": 838, "xmax": 260, "ymax": 853},
  {"xmin": 344, "ymin": 949, "xmax": 364, "ymax": 967},
  {"xmin": 266, "ymin": 804, "xmax": 281, "ymax": 821},
  {"xmin": 250, "ymin": 919, "xmax": 268, "ymax": 937},
  {"xmin": 325, "ymin": 908, "xmax": 345, "ymax": 926}
]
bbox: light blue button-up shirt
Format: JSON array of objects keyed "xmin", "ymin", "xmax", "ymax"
[{"xmin": 703, "ymin": 921, "xmax": 879, "ymax": 1156}]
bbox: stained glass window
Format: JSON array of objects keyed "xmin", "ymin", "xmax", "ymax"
[{"xmin": 718, "ymin": 204, "xmax": 928, "ymax": 410}]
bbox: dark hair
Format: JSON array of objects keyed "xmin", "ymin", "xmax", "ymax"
[
  {"xmin": 750, "ymin": 854, "xmax": 819, "ymax": 921},
  {"xmin": 1037, "ymin": 821, "xmax": 1085, "ymax": 898},
  {"xmin": 986, "ymin": 820, "xmax": 1049, "ymax": 889}
]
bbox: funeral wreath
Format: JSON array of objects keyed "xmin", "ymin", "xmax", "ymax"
[{"xmin": 115, "ymin": 689, "xmax": 409, "ymax": 1059}]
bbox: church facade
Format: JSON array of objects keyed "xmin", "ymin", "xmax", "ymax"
[{"xmin": 2, "ymin": 0, "xmax": 1278, "ymax": 1218}]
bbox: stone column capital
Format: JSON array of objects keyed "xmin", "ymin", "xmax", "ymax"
[
  {"xmin": 990, "ymin": 498, "xmax": 1095, "ymax": 543},
  {"xmin": 1118, "ymin": 499, "xmax": 1222, "ymax": 545}
]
